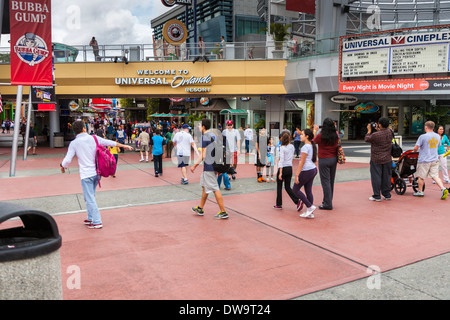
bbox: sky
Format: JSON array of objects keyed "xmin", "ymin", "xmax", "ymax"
[{"xmin": 2, "ymin": 0, "xmax": 173, "ymax": 46}]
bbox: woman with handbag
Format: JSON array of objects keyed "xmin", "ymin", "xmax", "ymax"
[{"xmin": 313, "ymin": 118, "xmax": 339, "ymax": 210}]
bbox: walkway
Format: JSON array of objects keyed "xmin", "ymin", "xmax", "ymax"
[{"xmin": 0, "ymin": 144, "xmax": 449, "ymax": 300}]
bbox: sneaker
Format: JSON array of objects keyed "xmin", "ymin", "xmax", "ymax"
[
  {"xmin": 214, "ymin": 212, "xmax": 229, "ymax": 219},
  {"xmin": 383, "ymin": 196, "xmax": 391, "ymax": 201},
  {"xmin": 441, "ymin": 188, "xmax": 449, "ymax": 200},
  {"xmin": 300, "ymin": 205, "xmax": 316, "ymax": 218},
  {"xmin": 87, "ymin": 223, "xmax": 103, "ymax": 229},
  {"xmin": 273, "ymin": 205, "xmax": 282, "ymax": 209},
  {"xmin": 181, "ymin": 179, "xmax": 189, "ymax": 185},
  {"xmin": 83, "ymin": 220, "xmax": 92, "ymax": 225},
  {"xmin": 271, "ymin": 178, "xmax": 275, "ymax": 182},
  {"xmin": 296, "ymin": 200, "xmax": 303, "ymax": 212},
  {"xmin": 192, "ymin": 206, "xmax": 204, "ymax": 216},
  {"xmin": 139, "ymin": 159, "xmax": 144, "ymax": 162},
  {"xmin": 413, "ymin": 191, "xmax": 424, "ymax": 197},
  {"xmin": 369, "ymin": 196, "xmax": 382, "ymax": 202}
]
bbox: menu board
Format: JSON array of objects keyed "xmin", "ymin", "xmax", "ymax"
[
  {"xmin": 342, "ymin": 48, "xmax": 389, "ymax": 77},
  {"xmin": 341, "ymin": 31, "xmax": 450, "ymax": 78},
  {"xmin": 390, "ymin": 43, "xmax": 448, "ymax": 75}
]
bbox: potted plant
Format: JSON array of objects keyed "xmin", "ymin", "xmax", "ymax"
[{"xmin": 260, "ymin": 23, "xmax": 290, "ymax": 58}]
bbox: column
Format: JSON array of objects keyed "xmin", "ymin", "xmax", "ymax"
[{"xmin": 49, "ymin": 104, "xmax": 60, "ymax": 148}]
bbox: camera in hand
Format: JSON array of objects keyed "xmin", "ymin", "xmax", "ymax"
[{"xmin": 370, "ymin": 122, "xmax": 377, "ymax": 132}]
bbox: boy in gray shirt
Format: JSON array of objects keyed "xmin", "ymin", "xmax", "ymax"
[{"xmin": 413, "ymin": 121, "xmax": 448, "ymax": 199}]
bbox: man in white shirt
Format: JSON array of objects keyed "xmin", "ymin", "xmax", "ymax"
[
  {"xmin": 244, "ymin": 124, "xmax": 253, "ymax": 154},
  {"xmin": 222, "ymin": 120, "xmax": 240, "ymax": 179},
  {"xmin": 173, "ymin": 124, "xmax": 198, "ymax": 184},
  {"xmin": 60, "ymin": 120, "xmax": 133, "ymax": 229}
]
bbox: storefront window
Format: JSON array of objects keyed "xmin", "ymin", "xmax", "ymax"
[
  {"xmin": 388, "ymin": 106, "xmax": 399, "ymax": 133},
  {"xmin": 412, "ymin": 106, "xmax": 424, "ymax": 135}
]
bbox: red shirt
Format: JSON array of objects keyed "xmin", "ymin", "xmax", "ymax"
[{"xmin": 314, "ymin": 133, "xmax": 338, "ymax": 159}]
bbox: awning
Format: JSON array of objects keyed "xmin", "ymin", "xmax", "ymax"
[
  {"xmin": 219, "ymin": 109, "xmax": 248, "ymax": 115},
  {"xmin": 191, "ymin": 98, "xmax": 230, "ymax": 112},
  {"xmin": 90, "ymin": 98, "xmax": 113, "ymax": 110}
]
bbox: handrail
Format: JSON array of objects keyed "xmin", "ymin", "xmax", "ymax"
[{"xmin": 0, "ymin": 41, "xmax": 295, "ymax": 64}]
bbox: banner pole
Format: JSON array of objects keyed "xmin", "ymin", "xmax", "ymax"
[
  {"xmin": 9, "ymin": 85, "xmax": 23, "ymax": 177},
  {"xmin": 23, "ymin": 86, "xmax": 32, "ymax": 160}
]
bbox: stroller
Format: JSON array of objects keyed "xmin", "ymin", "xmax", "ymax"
[{"xmin": 391, "ymin": 150, "xmax": 425, "ymax": 195}]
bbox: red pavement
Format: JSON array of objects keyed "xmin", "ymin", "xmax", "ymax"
[{"xmin": 1, "ymin": 146, "xmax": 449, "ymax": 300}]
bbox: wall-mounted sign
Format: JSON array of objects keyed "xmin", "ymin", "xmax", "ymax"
[
  {"xmin": 355, "ymin": 102, "xmax": 379, "ymax": 113},
  {"xmin": 161, "ymin": 0, "xmax": 192, "ymax": 7},
  {"xmin": 68, "ymin": 100, "xmax": 79, "ymax": 111},
  {"xmin": 162, "ymin": 19, "xmax": 188, "ymax": 45},
  {"xmin": 200, "ymin": 98, "xmax": 209, "ymax": 105},
  {"xmin": 115, "ymin": 69, "xmax": 212, "ymax": 93},
  {"xmin": 31, "ymin": 85, "xmax": 55, "ymax": 103},
  {"xmin": 331, "ymin": 95, "xmax": 358, "ymax": 104}
]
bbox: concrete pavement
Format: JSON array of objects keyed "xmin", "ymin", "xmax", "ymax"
[{"xmin": 0, "ymin": 143, "xmax": 449, "ymax": 300}]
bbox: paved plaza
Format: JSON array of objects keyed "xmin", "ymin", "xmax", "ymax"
[{"xmin": 0, "ymin": 142, "xmax": 449, "ymax": 300}]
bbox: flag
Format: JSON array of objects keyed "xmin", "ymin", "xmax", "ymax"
[{"xmin": 9, "ymin": 0, "xmax": 53, "ymax": 85}]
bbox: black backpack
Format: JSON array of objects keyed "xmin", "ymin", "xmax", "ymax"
[{"xmin": 210, "ymin": 134, "xmax": 230, "ymax": 174}]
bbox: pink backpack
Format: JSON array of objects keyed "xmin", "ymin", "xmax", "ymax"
[{"xmin": 93, "ymin": 135, "xmax": 117, "ymax": 185}]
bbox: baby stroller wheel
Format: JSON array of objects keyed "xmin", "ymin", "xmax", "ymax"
[
  {"xmin": 394, "ymin": 179, "xmax": 407, "ymax": 195},
  {"xmin": 412, "ymin": 177, "xmax": 425, "ymax": 193}
]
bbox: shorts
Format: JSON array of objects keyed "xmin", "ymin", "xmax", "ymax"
[
  {"xmin": 140, "ymin": 144, "xmax": 149, "ymax": 152},
  {"xmin": 416, "ymin": 160, "xmax": 439, "ymax": 179},
  {"xmin": 177, "ymin": 155, "xmax": 190, "ymax": 167},
  {"xmin": 227, "ymin": 151, "xmax": 238, "ymax": 165},
  {"xmin": 28, "ymin": 138, "xmax": 36, "ymax": 148},
  {"xmin": 200, "ymin": 171, "xmax": 220, "ymax": 194}
]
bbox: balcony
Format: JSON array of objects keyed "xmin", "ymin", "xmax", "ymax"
[{"xmin": 0, "ymin": 40, "xmax": 319, "ymax": 64}]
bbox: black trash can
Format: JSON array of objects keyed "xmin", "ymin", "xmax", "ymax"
[{"xmin": 0, "ymin": 202, "xmax": 63, "ymax": 300}]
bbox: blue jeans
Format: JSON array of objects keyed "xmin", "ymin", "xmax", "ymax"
[
  {"xmin": 245, "ymin": 140, "xmax": 250, "ymax": 153},
  {"xmin": 81, "ymin": 175, "xmax": 102, "ymax": 224},
  {"xmin": 217, "ymin": 173, "xmax": 231, "ymax": 189}
]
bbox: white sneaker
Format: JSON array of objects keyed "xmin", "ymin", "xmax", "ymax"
[
  {"xmin": 300, "ymin": 205, "xmax": 316, "ymax": 218},
  {"xmin": 139, "ymin": 158, "xmax": 144, "ymax": 162},
  {"xmin": 369, "ymin": 196, "xmax": 382, "ymax": 202}
]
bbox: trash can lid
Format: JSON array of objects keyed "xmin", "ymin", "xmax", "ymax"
[{"xmin": 0, "ymin": 202, "xmax": 62, "ymax": 262}]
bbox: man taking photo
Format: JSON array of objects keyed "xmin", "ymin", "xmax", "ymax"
[{"xmin": 364, "ymin": 117, "xmax": 392, "ymax": 202}]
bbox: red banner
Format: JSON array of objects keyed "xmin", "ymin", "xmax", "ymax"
[
  {"xmin": 38, "ymin": 103, "xmax": 54, "ymax": 111},
  {"xmin": 9, "ymin": 0, "xmax": 52, "ymax": 86},
  {"xmin": 286, "ymin": 0, "xmax": 315, "ymax": 14}
]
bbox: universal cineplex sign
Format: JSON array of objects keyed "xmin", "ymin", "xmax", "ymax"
[{"xmin": 115, "ymin": 69, "xmax": 212, "ymax": 93}]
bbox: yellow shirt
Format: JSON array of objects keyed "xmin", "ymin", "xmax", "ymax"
[{"xmin": 109, "ymin": 146, "xmax": 119, "ymax": 154}]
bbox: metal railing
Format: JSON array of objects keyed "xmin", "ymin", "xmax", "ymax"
[
  {"xmin": 0, "ymin": 41, "xmax": 296, "ymax": 64},
  {"xmin": 0, "ymin": 35, "xmax": 350, "ymax": 65}
]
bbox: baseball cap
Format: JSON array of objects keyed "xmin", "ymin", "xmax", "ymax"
[
  {"xmin": 226, "ymin": 120, "xmax": 233, "ymax": 126},
  {"xmin": 182, "ymin": 124, "xmax": 189, "ymax": 129}
]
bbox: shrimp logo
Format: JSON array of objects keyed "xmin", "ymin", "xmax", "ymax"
[{"xmin": 14, "ymin": 32, "xmax": 49, "ymax": 66}]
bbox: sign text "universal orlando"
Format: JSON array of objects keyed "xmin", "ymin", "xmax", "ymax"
[{"xmin": 115, "ymin": 69, "xmax": 212, "ymax": 93}]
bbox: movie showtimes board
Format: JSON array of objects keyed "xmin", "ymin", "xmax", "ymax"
[{"xmin": 341, "ymin": 31, "xmax": 450, "ymax": 78}]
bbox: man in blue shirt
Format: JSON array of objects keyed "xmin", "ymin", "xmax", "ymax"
[
  {"xmin": 152, "ymin": 129, "xmax": 165, "ymax": 177},
  {"xmin": 413, "ymin": 121, "xmax": 448, "ymax": 199}
]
